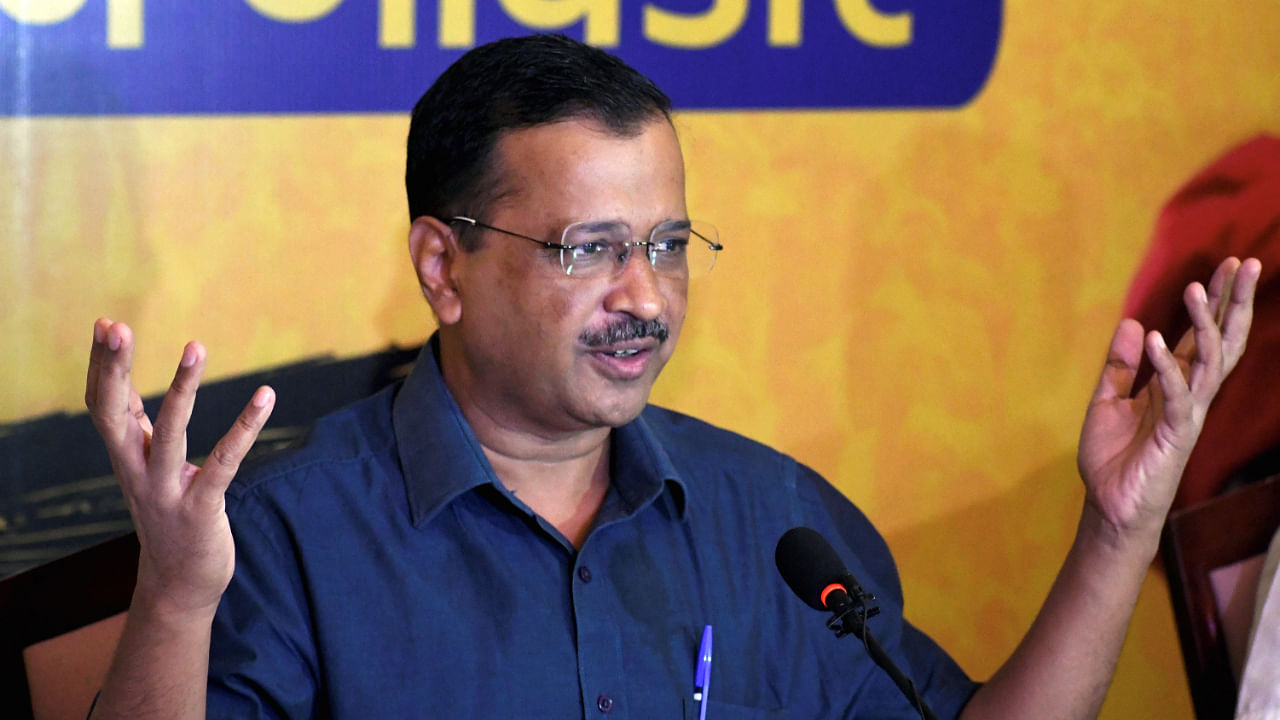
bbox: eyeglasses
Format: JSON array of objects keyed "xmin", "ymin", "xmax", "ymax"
[{"xmin": 449, "ymin": 216, "xmax": 722, "ymax": 280}]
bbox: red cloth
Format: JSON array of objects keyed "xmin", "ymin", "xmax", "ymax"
[{"xmin": 1123, "ymin": 134, "xmax": 1280, "ymax": 510}]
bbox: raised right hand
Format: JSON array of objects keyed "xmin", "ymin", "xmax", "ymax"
[{"xmin": 85, "ymin": 318, "xmax": 275, "ymax": 618}]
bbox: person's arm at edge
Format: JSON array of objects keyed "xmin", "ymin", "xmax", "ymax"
[
  {"xmin": 960, "ymin": 257, "xmax": 1260, "ymax": 720},
  {"xmin": 958, "ymin": 501, "xmax": 1156, "ymax": 719},
  {"xmin": 91, "ymin": 597, "xmax": 220, "ymax": 720},
  {"xmin": 84, "ymin": 319, "xmax": 274, "ymax": 720}
]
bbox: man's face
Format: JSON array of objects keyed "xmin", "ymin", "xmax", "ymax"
[{"xmin": 443, "ymin": 117, "xmax": 688, "ymax": 437}]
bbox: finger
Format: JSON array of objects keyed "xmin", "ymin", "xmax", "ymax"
[
  {"xmin": 150, "ymin": 341, "xmax": 207, "ymax": 474},
  {"xmin": 128, "ymin": 388, "xmax": 154, "ymax": 459},
  {"xmin": 94, "ymin": 322, "xmax": 147, "ymax": 470},
  {"xmin": 1205, "ymin": 256, "xmax": 1241, "ymax": 326},
  {"xmin": 85, "ymin": 317, "xmax": 112, "ymax": 412},
  {"xmin": 1219, "ymin": 257, "xmax": 1261, "ymax": 371},
  {"xmin": 1183, "ymin": 281, "xmax": 1223, "ymax": 398},
  {"xmin": 1146, "ymin": 330, "xmax": 1192, "ymax": 430},
  {"xmin": 129, "ymin": 388, "xmax": 154, "ymax": 436},
  {"xmin": 1091, "ymin": 318, "xmax": 1145, "ymax": 403},
  {"xmin": 1147, "ymin": 363, "xmax": 1166, "ymax": 419},
  {"xmin": 1169, "ymin": 322, "xmax": 1196, "ymax": 368},
  {"xmin": 1169, "ymin": 257, "xmax": 1248, "ymax": 381},
  {"xmin": 195, "ymin": 386, "xmax": 276, "ymax": 503}
]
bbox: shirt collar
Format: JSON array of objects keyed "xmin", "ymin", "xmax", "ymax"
[
  {"xmin": 392, "ymin": 334, "xmax": 688, "ymax": 527},
  {"xmin": 613, "ymin": 411, "xmax": 689, "ymax": 522}
]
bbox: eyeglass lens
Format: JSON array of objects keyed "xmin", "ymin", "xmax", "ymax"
[{"xmin": 560, "ymin": 221, "xmax": 719, "ymax": 279}]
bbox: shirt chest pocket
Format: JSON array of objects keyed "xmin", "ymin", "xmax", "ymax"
[{"xmin": 682, "ymin": 697, "xmax": 792, "ymax": 719}]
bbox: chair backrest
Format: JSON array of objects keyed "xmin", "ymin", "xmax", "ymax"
[
  {"xmin": 0, "ymin": 532, "xmax": 138, "ymax": 720},
  {"xmin": 1162, "ymin": 475, "xmax": 1280, "ymax": 720}
]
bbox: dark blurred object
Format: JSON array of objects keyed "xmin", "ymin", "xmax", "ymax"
[
  {"xmin": 1162, "ymin": 474, "xmax": 1280, "ymax": 720},
  {"xmin": 0, "ymin": 344, "xmax": 422, "ymax": 579},
  {"xmin": 1123, "ymin": 134, "xmax": 1280, "ymax": 510},
  {"xmin": 0, "ymin": 532, "xmax": 138, "ymax": 720}
]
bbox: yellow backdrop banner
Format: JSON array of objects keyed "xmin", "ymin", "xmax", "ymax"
[{"xmin": 3, "ymin": 1, "xmax": 1279, "ymax": 716}]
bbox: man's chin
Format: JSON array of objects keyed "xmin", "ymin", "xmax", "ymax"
[
  {"xmin": 580, "ymin": 386, "xmax": 654, "ymax": 429},
  {"xmin": 575, "ymin": 349, "xmax": 672, "ymax": 427}
]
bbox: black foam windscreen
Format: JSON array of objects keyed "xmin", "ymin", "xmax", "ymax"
[{"xmin": 774, "ymin": 526, "xmax": 852, "ymax": 611}]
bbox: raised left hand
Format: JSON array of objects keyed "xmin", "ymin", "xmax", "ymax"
[{"xmin": 1077, "ymin": 257, "xmax": 1261, "ymax": 546}]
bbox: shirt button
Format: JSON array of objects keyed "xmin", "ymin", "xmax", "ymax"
[
  {"xmin": 596, "ymin": 694, "xmax": 613, "ymax": 713},
  {"xmin": 578, "ymin": 565, "xmax": 593, "ymax": 583}
]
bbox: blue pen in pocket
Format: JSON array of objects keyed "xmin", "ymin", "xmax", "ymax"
[{"xmin": 693, "ymin": 625, "xmax": 713, "ymax": 720}]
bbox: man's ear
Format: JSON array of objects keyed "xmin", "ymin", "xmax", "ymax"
[{"xmin": 408, "ymin": 216, "xmax": 463, "ymax": 325}]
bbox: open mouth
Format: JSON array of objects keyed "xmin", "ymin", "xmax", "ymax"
[{"xmin": 588, "ymin": 345, "xmax": 654, "ymax": 380}]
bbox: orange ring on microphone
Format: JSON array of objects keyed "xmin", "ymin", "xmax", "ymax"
[{"xmin": 820, "ymin": 582, "xmax": 845, "ymax": 608}]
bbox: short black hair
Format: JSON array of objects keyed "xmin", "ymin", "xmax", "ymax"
[{"xmin": 404, "ymin": 34, "xmax": 672, "ymax": 243}]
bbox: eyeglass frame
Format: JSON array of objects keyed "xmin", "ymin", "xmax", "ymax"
[{"xmin": 446, "ymin": 215, "xmax": 723, "ymax": 279}]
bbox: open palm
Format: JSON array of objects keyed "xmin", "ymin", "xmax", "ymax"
[{"xmin": 1077, "ymin": 258, "xmax": 1259, "ymax": 541}]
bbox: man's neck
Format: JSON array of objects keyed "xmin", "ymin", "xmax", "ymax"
[
  {"xmin": 482, "ymin": 440, "xmax": 611, "ymax": 549},
  {"xmin": 435, "ymin": 338, "xmax": 614, "ymax": 548}
]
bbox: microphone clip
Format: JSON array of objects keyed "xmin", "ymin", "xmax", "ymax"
[{"xmin": 822, "ymin": 576, "xmax": 880, "ymax": 639}]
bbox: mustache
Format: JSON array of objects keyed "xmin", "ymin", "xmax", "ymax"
[{"xmin": 580, "ymin": 318, "xmax": 669, "ymax": 347}]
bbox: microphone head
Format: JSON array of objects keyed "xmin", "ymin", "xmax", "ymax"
[{"xmin": 775, "ymin": 527, "xmax": 853, "ymax": 611}]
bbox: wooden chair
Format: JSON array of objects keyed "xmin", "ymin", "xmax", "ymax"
[
  {"xmin": 0, "ymin": 532, "xmax": 138, "ymax": 720},
  {"xmin": 1162, "ymin": 475, "xmax": 1280, "ymax": 720}
]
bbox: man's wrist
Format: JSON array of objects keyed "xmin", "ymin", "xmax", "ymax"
[
  {"xmin": 1075, "ymin": 501, "xmax": 1162, "ymax": 568},
  {"xmin": 128, "ymin": 580, "xmax": 223, "ymax": 629}
]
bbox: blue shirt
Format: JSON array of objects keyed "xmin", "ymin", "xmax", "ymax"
[{"xmin": 210, "ymin": 338, "xmax": 978, "ymax": 718}]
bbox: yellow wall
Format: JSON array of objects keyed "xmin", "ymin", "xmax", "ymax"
[{"xmin": 3, "ymin": 1, "xmax": 1279, "ymax": 715}]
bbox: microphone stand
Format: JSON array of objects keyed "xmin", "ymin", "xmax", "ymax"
[{"xmin": 825, "ymin": 586, "xmax": 940, "ymax": 720}]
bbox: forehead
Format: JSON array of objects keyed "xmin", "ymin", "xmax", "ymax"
[{"xmin": 486, "ymin": 116, "xmax": 687, "ymax": 227}]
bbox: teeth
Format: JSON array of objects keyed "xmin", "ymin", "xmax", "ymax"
[{"xmin": 611, "ymin": 349, "xmax": 639, "ymax": 358}]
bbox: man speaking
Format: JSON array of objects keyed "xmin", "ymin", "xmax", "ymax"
[{"xmin": 84, "ymin": 34, "xmax": 1259, "ymax": 719}]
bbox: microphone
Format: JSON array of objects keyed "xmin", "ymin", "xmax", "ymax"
[
  {"xmin": 775, "ymin": 526, "xmax": 879, "ymax": 617},
  {"xmin": 774, "ymin": 527, "xmax": 938, "ymax": 720}
]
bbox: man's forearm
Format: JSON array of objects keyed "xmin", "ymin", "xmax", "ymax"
[
  {"xmin": 89, "ymin": 591, "xmax": 214, "ymax": 720},
  {"xmin": 959, "ymin": 503, "xmax": 1158, "ymax": 720}
]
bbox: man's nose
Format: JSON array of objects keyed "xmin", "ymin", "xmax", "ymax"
[{"xmin": 603, "ymin": 247, "xmax": 667, "ymax": 320}]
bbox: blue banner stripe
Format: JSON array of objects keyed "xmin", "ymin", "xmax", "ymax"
[{"xmin": 0, "ymin": 1, "xmax": 1001, "ymax": 115}]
